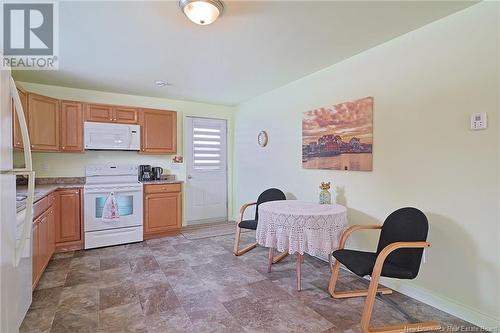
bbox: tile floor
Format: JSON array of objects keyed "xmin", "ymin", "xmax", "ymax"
[{"xmin": 21, "ymin": 231, "xmax": 478, "ymax": 333}]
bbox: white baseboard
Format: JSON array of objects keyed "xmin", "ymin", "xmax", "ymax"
[
  {"xmin": 322, "ymin": 257, "xmax": 500, "ymax": 331},
  {"xmin": 379, "ymin": 278, "xmax": 499, "ymax": 331}
]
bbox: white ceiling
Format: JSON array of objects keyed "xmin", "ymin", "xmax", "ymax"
[{"xmin": 14, "ymin": 1, "xmax": 477, "ymax": 106}]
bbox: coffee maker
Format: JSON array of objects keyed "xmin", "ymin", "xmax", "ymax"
[
  {"xmin": 138, "ymin": 165, "xmax": 152, "ymax": 181},
  {"xmin": 152, "ymin": 167, "xmax": 163, "ymax": 180}
]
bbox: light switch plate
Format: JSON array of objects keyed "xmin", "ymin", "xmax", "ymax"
[{"xmin": 470, "ymin": 112, "xmax": 487, "ymax": 130}]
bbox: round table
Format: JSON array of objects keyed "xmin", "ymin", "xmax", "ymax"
[{"xmin": 256, "ymin": 200, "xmax": 348, "ymax": 290}]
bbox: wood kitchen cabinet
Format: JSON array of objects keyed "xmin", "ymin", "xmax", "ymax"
[
  {"xmin": 114, "ymin": 106, "xmax": 138, "ymax": 124},
  {"xmin": 55, "ymin": 189, "xmax": 82, "ymax": 246},
  {"xmin": 140, "ymin": 108, "xmax": 177, "ymax": 154},
  {"xmin": 12, "ymin": 87, "xmax": 28, "ymax": 150},
  {"xmin": 28, "ymin": 93, "xmax": 60, "ymax": 151},
  {"xmin": 31, "ymin": 189, "xmax": 82, "ymax": 289},
  {"xmin": 85, "ymin": 103, "xmax": 139, "ymax": 124},
  {"xmin": 32, "ymin": 220, "xmax": 40, "ymax": 289},
  {"xmin": 144, "ymin": 184, "xmax": 182, "ymax": 239},
  {"xmin": 60, "ymin": 101, "xmax": 84, "ymax": 152},
  {"xmin": 32, "ymin": 195, "xmax": 56, "ymax": 289},
  {"xmin": 85, "ymin": 103, "xmax": 114, "ymax": 123},
  {"xmin": 13, "ymin": 86, "xmax": 179, "ymax": 154}
]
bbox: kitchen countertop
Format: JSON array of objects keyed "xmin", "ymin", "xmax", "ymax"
[
  {"xmin": 16, "ymin": 183, "xmax": 84, "ymax": 213},
  {"xmin": 140, "ymin": 180, "xmax": 184, "ymax": 185},
  {"xmin": 16, "ymin": 178, "xmax": 183, "ymax": 213}
]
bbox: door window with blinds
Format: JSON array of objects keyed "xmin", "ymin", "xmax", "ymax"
[
  {"xmin": 192, "ymin": 122, "xmax": 224, "ymax": 171},
  {"xmin": 185, "ymin": 117, "xmax": 228, "ymax": 224}
]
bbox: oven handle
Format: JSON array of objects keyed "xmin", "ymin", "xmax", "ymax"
[{"xmin": 84, "ymin": 188, "xmax": 143, "ymax": 194}]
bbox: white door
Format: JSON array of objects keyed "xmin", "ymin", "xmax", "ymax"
[{"xmin": 185, "ymin": 117, "xmax": 228, "ymax": 224}]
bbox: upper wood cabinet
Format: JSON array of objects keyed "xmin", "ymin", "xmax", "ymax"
[
  {"xmin": 85, "ymin": 103, "xmax": 139, "ymax": 124},
  {"xmin": 140, "ymin": 109, "xmax": 177, "ymax": 154},
  {"xmin": 55, "ymin": 189, "xmax": 81, "ymax": 244},
  {"xmin": 28, "ymin": 93, "xmax": 60, "ymax": 151},
  {"xmin": 114, "ymin": 106, "xmax": 138, "ymax": 124},
  {"xmin": 60, "ymin": 101, "xmax": 84, "ymax": 152},
  {"xmin": 85, "ymin": 103, "xmax": 114, "ymax": 123},
  {"xmin": 14, "ymin": 86, "xmax": 178, "ymax": 154},
  {"xmin": 12, "ymin": 88, "xmax": 28, "ymax": 150}
]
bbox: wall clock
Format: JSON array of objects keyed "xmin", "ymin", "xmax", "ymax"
[{"xmin": 258, "ymin": 131, "xmax": 268, "ymax": 147}]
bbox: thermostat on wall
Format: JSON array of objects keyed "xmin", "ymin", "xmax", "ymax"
[{"xmin": 470, "ymin": 112, "xmax": 487, "ymax": 130}]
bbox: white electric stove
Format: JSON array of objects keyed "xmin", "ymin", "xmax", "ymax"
[{"xmin": 84, "ymin": 164, "xmax": 143, "ymax": 249}]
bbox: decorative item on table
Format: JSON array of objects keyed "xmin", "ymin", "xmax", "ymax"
[
  {"xmin": 302, "ymin": 97, "xmax": 373, "ymax": 171},
  {"xmin": 319, "ymin": 182, "xmax": 332, "ymax": 204},
  {"xmin": 172, "ymin": 155, "xmax": 183, "ymax": 163}
]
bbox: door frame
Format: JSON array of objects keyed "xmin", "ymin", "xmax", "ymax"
[{"xmin": 184, "ymin": 116, "xmax": 228, "ymax": 225}]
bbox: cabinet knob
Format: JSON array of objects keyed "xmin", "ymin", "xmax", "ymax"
[
  {"xmin": 62, "ymin": 146, "xmax": 65, "ymax": 149},
  {"xmin": 31, "ymin": 144, "xmax": 34, "ymax": 148}
]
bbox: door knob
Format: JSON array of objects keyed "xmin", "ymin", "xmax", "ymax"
[{"xmin": 187, "ymin": 175, "xmax": 192, "ymax": 179}]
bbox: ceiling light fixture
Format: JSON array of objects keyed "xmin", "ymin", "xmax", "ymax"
[
  {"xmin": 154, "ymin": 80, "xmax": 173, "ymax": 87},
  {"xmin": 178, "ymin": 0, "xmax": 224, "ymax": 26}
]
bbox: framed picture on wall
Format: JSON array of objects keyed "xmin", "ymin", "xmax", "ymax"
[{"xmin": 302, "ymin": 96, "xmax": 373, "ymax": 171}]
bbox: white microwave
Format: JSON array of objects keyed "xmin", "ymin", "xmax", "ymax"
[{"xmin": 84, "ymin": 122, "xmax": 140, "ymax": 151}]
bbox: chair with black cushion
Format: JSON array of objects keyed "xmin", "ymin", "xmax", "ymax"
[
  {"xmin": 233, "ymin": 188, "xmax": 286, "ymax": 256},
  {"xmin": 328, "ymin": 207, "xmax": 441, "ymax": 333}
]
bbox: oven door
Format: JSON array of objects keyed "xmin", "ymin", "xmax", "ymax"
[{"xmin": 84, "ymin": 185, "xmax": 143, "ymax": 232}]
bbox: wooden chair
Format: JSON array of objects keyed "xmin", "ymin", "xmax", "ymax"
[
  {"xmin": 328, "ymin": 207, "xmax": 441, "ymax": 333},
  {"xmin": 233, "ymin": 188, "xmax": 286, "ymax": 256}
]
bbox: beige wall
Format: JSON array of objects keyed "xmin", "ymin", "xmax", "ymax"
[
  {"xmin": 13, "ymin": 82, "xmax": 236, "ymax": 224},
  {"xmin": 234, "ymin": 2, "xmax": 499, "ymax": 328}
]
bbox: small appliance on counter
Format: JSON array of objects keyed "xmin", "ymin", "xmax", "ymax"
[
  {"xmin": 152, "ymin": 167, "xmax": 163, "ymax": 180},
  {"xmin": 139, "ymin": 165, "xmax": 152, "ymax": 181}
]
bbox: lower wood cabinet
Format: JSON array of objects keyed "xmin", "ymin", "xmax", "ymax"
[
  {"xmin": 31, "ymin": 221, "xmax": 40, "ymax": 288},
  {"xmin": 55, "ymin": 189, "xmax": 83, "ymax": 250},
  {"xmin": 32, "ymin": 188, "xmax": 82, "ymax": 289},
  {"xmin": 144, "ymin": 184, "xmax": 182, "ymax": 239},
  {"xmin": 32, "ymin": 202, "xmax": 55, "ymax": 289}
]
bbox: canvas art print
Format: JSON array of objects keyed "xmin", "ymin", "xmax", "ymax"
[{"xmin": 302, "ymin": 97, "xmax": 373, "ymax": 171}]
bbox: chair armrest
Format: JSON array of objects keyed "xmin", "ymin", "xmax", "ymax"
[
  {"xmin": 372, "ymin": 241, "xmax": 431, "ymax": 277},
  {"xmin": 239, "ymin": 202, "xmax": 257, "ymax": 222},
  {"xmin": 338, "ymin": 224, "xmax": 382, "ymax": 249}
]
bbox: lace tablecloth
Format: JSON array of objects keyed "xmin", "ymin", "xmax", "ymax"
[{"xmin": 256, "ymin": 200, "xmax": 348, "ymax": 257}]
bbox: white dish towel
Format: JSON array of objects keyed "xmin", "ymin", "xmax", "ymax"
[{"xmin": 102, "ymin": 192, "xmax": 120, "ymax": 222}]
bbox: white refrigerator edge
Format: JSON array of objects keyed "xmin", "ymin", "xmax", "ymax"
[{"xmin": 0, "ymin": 65, "xmax": 35, "ymax": 333}]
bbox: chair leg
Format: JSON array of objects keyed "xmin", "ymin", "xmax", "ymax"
[
  {"xmin": 328, "ymin": 260, "xmax": 392, "ymax": 299},
  {"xmin": 272, "ymin": 251, "xmax": 288, "ymax": 264},
  {"xmin": 233, "ymin": 225, "xmax": 257, "ymax": 256},
  {"xmin": 360, "ymin": 274, "xmax": 441, "ymax": 333},
  {"xmin": 267, "ymin": 248, "xmax": 274, "ymax": 273}
]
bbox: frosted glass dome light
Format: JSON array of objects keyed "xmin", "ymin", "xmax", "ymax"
[{"xmin": 179, "ymin": 0, "xmax": 224, "ymax": 25}]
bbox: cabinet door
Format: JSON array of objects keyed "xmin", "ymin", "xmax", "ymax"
[
  {"xmin": 12, "ymin": 88, "xmax": 28, "ymax": 150},
  {"xmin": 85, "ymin": 103, "xmax": 114, "ymax": 123},
  {"xmin": 28, "ymin": 93, "xmax": 60, "ymax": 151},
  {"xmin": 39, "ymin": 214, "xmax": 49, "ymax": 271},
  {"xmin": 55, "ymin": 189, "xmax": 81, "ymax": 243},
  {"xmin": 114, "ymin": 106, "xmax": 138, "ymax": 124},
  {"xmin": 144, "ymin": 192, "xmax": 181, "ymax": 234},
  {"xmin": 60, "ymin": 101, "xmax": 84, "ymax": 152},
  {"xmin": 47, "ymin": 206, "xmax": 56, "ymax": 258},
  {"xmin": 140, "ymin": 109, "xmax": 177, "ymax": 154},
  {"xmin": 32, "ymin": 220, "xmax": 40, "ymax": 288}
]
